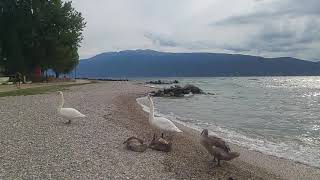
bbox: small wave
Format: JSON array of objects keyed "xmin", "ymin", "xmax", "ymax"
[
  {"xmin": 184, "ymin": 92, "xmax": 194, "ymax": 97},
  {"xmin": 302, "ymin": 92, "xmax": 320, "ymax": 98},
  {"xmin": 144, "ymin": 84, "xmax": 156, "ymax": 88}
]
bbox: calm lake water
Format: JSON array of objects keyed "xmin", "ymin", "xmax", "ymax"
[{"xmin": 136, "ymin": 77, "xmax": 320, "ymax": 168}]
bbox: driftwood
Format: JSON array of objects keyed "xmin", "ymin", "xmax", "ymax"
[{"xmin": 123, "ymin": 136, "xmax": 172, "ymax": 152}]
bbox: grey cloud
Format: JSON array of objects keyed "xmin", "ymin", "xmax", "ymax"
[
  {"xmin": 143, "ymin": 33, "xmax": 214, "ymax": 50},
  {"xmin": 145, "ymin": 35, "xmax": 252, "ymax": 53},
  {"xmin": 279, "ymin": 0, "xmax": 320, "ymax": 16},
  {"xmin": 256, "ymin": 21, "xmax": 320, "ymax": 52},
  {"xmin": 213, "ymin": 12, "xmax": 274, "ymax": 26},
  {"xmin": 144, "ymin": 32, "xmax": 179, "ymax": 47},
  {"xmin": 213, "ymin": 0, "xmax": 320, "ymax": 26},
  {"xmin": 208, "ymin": 0, "xmax": 320, "ymax": 60},
  {"xmin": 248, "ymin": 41, "xmax": 309, "ymax": 53},
  {"xmin": 217, "ymin": 44, "xmax": 251, "ymax": 52}
]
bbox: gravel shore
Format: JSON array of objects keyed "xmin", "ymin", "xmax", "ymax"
[{"xmin": 0, "ymin": 81, "xmax": 319, "ymax": 179}]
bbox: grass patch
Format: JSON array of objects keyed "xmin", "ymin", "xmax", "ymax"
[{"xmin": 0, "ymin": 82, "xmax": 93, "ymax": 97}]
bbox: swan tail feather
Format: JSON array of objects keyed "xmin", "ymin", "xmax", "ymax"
[
  {"xmin": 176, "ymin": 129, "xmax": 183, "ymax": 133},
  {"xmin": 225, "ymin": 152, "xmax": 240, "ymax": 161}
]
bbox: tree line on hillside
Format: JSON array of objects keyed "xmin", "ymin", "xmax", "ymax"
[{"xmin": 0, "ymin": 0, "xmax": 85, "ymax": 79}]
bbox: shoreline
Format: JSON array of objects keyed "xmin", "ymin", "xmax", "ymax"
[
  {"xmin": 137, "ymin": 95, "xmax": 320, "ymax": 170},
  {"xmin": 0, "ymin": 81, "xmax": 319, "ymax": 179},
  {"xmin": 135, "ymin": 85, "xmax": 320, "ymax": 179}
]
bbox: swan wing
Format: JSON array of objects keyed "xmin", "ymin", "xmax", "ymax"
[
  {"xmin": 153, "ymin": 117, "xmax": 182, "ymax": 133},
  {"xmin": 59, "ymin": 108, "xmax": 86, "ymax": 118},
  {"xmin": 208, "ymin": 135, "xmax": 230, "ymax": 152}
]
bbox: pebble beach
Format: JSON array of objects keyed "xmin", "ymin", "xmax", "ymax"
[{"xmin": 0, "ymin": 81, "xmax": 320, "ymax": 179}]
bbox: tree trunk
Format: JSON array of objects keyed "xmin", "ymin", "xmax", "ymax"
[{"xmin": 45, "ymin": 70, "xmax": 48, "ymax": 83}]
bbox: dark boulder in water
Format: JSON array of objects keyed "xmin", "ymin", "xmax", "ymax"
[
  {"xmin": 151, "ymin": 84, "xmax": 204, "ymax": 97},
  {"xmin": 183, "ymin": 84, "xmax": 203, "ymax": 94}
]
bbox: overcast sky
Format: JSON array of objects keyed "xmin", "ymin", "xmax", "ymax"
[{"xmin": 72, "ymin": 0, "xmax": 320, "ymax": 61}]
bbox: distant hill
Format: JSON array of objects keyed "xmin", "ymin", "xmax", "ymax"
[{"xmin": 76, "ymin": 49, "xmax": 320, "ymax": 77}]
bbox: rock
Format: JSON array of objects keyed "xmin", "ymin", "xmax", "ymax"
[
  {"xmin": 146, "ymin": 80, "xmax": 179, "ymax": 85},
  {"xmin": 183, "ymin": 84, "xmax": 203, "ymax": 94},
  {"xmin": 151, "ymin": 84, "xmax": 204, "ymax": 97}
]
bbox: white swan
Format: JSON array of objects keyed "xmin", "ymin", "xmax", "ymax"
[
  {"xmin": 147, "ymin": 94, "xmax": 182, "ymax": 139},
  {"xmin": 57, "ymin": 91, "xmax": 86, "ymax": 124}
]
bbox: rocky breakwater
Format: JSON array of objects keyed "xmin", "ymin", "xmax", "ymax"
[
  {"xmin": 150, "ymin": 84, "xmax": 205, "ymax": 97},
  {"xmin": 146, "ymin": 80, "xmax": 179, "ymax": 85}
]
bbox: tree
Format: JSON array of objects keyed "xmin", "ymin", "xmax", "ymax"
[
  {"xmin": 0, "ymin": 0, "xmax": 34, "ymax": 75},
  {"xmin": 44, "ymin": 0, "xmax": 85, "ymax": 77},
  {"xmin": 0, "ymin": 0, "xmax": 85, "ymax": 78},
  {"xmin": 51, "ymin": 46, "xmax": 79, "ymax": 77}
]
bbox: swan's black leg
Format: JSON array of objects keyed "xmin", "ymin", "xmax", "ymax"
[
  {"xmin": 153, "ymin": 133, "xmax": 156, "ymax": 140},
  {"xmin": 217, "ymin": 159, "xmax": 221, "ymax": 167},
  {"xmin": 212, "ymin": 156, "xmax": 217, "ymax": 162},
  {"xmin": 161, "ymin": 133, "xmax": 164, "ymax": 138}
]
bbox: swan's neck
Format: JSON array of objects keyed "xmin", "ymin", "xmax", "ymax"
[
  {"xmin": 58, "ymin": 93, "xmax": 64, "ymax": 110},
  {"xmin": 148, "ymin": 97, "xmax": 155, "ymax": 122}
]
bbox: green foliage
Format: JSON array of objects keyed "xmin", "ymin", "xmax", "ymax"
[{"xmin": 0, "ymin": 0, "xmax": 85, "ymax": 77}]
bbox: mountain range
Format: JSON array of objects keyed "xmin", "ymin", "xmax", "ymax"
[{"xmin": 76, "ymin": 49, "xmax": 320, "ymax": 77}]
